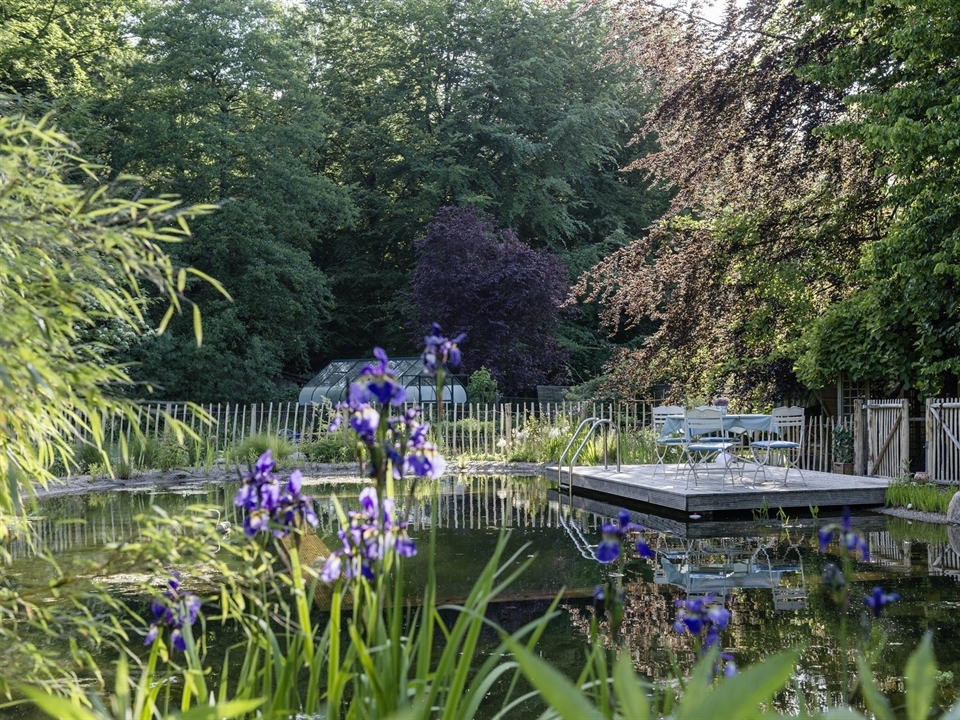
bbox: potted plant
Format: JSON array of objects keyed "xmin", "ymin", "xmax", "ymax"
[{"xmin": 832, "ymin": 423, "xmax": 855, "ymax": 475}]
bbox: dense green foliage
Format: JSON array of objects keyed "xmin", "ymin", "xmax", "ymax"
[
  {"xmin": 0, "ymin": 0, "xmax": 665, "ymax": 400},
  {"xmin": 0, "ymin": 115, "xmax": 221, "ymax": 513},
  {"xmin": 793, "ymin": 0, "xmax": 960, "ymax": 394},
  {"xmin": 580, "ymin": 0, "xmax": 960, "ymax": 402},
  {"xmin": 886, "ymin": 480, "xmax": 959, "ymax": 515},
  {"xmin": 98, "ymin": 0, "xmax": 354, "ymax": 402}
]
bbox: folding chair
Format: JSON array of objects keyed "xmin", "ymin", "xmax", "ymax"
[
  {"xmin": 682, "ymin": 407, "xmax": 738, "ymax": 489},
  {"xmin": 652, "ymin": 405, "xmax": 687, "ymax": 477},
  {"xmin": 749, "ymin": 406, "xmax": 806, "ymax": 486}
]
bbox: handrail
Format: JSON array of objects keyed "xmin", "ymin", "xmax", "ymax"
[
  {"xmin": 557, "ymin": 418, "xmax": 620, "ymax": 495},
  {"xmin": 557, "ymin": 418, "xmax": 598, "ymax": 473}
]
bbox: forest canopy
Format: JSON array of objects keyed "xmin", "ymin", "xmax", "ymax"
[{"xmin": 2, "ymin": 0, "xmax": 956, "ymax": 402}]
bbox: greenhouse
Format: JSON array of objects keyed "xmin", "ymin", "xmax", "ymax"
[{"xmin": 298, "ymin": 357, "xmax": 467, "ymax": 406}]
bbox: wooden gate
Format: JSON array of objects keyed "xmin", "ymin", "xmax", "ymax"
[
  {"xmin": 859, "ymin": 399, "xmax": 909, "ymax": 478},
  {"xmin": 926, "ymin": 398, "xmax": 960, "ymax": 482}
]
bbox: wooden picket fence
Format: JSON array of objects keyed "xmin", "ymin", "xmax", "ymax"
[
  {"xmin": 76, "ymin": 400, "xmax": 848, "ymax": 472},
  {"xmin": 926, "ymin": 398, "xmax": 960, "ymax": 483},
  {"xmin": 78, "ymin": 402, "xmax": 334, "ymax": 455}
]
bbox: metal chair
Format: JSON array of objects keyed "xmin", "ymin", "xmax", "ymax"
[
  {"xmin": 652, "ymin": 405, "xmax": 687, "ymax": 476},
  {"xmin": 749, "ymin": 406, "xmax": 806, "ymax": 486},
  {"xmin": 682, "ymin": 407, "xmax": 738, "ymax": 489}
]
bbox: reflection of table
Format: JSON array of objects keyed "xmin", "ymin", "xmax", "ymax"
[{"xmin": 659, "ymin": 413, "xmax": 773, "ymax": 440}]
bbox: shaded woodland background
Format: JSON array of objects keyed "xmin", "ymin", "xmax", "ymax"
[{"xmin": 3, "ymin": 0, "xmax": 958, "ymax": 404}]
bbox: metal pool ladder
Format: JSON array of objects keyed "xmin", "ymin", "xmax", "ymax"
[{"xmin": 557, "ymin": 417, "xmax": 619, "ymax": 497}]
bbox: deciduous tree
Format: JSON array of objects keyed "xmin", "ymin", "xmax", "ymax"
[
  {"xmin": 102, "ymin": 0, "xmax": 354, "ymax": 401},
  {"xmin": 409, "ymin": 207, "xmax": 569, "ymax": 395},
  {"xmin": 793, "ymin": 0, "xmax": 960, "ymax": 395},
  {"xmin": 576, "ymin": 0, "xmax": 884, "ymax": 403}
]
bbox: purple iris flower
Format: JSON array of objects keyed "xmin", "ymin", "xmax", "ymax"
[
  {"xmin": 595, "ymin": 509, "xmax": 653, "ymax": 563},
  {"xmin": 674, "ymin": 594, "xmax": 729, "ymax": 650},
  {"xmin": 842, "ymin": 506, "xmax": 852, "ymax": 533},
  {"xmin": 320, "ymin": 484, "xmax": 418, "ymax": 583},
  {"xmin": 234, "ymin": 451, "xmax": 319, "ymax": 538},
  {"xmin": 144, "ymin": 575, "xmax": 201, "ymax": 652},
  {"xmin": 817, "ymin": 508, "xmax": 869, "ymax": 561},
  {"xmin": 864, "ymin": 587, "xmax": 900, "ymax": 617},
  {"xmin": 359, "ymin": 486, "xmax": 378, "ymax": 516},
  {"xmin": 818, "ymin": 527, "xmax": 832, "ymax": 553},
  {"xmin": 636, "ymin": 539, "xmax": 655, "ymax": 559},
  {"xmin": 595, "ymin": 539, "xmax": 620, "ymax": 564},
  {"xmin": 359, "ymin": 348, "xmax": 407, "ymax": 406},
  {"xmin": 421, "ymin": 323, "xmax": 466, "ymax": 376},
  {"xmin": 349, "ymin": 406, "xmax": 380, "ymax": 445},
  {"xmin": 404, "ymin": 444, "xmax": 447, "ymax": 479}
]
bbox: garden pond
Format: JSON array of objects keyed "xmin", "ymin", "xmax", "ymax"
[{"xmin": 5, "ymin": 474, "xmax": 960, "ymax": 715}]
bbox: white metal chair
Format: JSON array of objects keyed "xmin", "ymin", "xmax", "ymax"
[
  {"xmin": 749, "ymin": 406, "xmax": 806, "ymax": 486},
  {"xmin": 682, "ymin": 407, "xmax": 739, "ymax": 489},
  {"xmin": 652, "ymin": 405, "xmax": 687, "ymax": 476}
]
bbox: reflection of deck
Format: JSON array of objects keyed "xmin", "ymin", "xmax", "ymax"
[
  {"xmin": 549, "ymin": 491, "xmax": 890, "ymax": 538},
  {"xmin": 546, "ymin": 463, "xmax": 890, "ymax": 514},
  {"xmin": 657, "ymin": 557, "xmax": 796, "ymax": 592}
]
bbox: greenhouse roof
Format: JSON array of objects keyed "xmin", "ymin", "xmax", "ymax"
[{"xmin": 298, "ymin": 357, "xmax": 466, "ymax": 406}]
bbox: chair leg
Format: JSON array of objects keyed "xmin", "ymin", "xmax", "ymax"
[
  {"xmin": 683, "ymin": 450, "xmax": 699, "ymax": 489},
  {"xmin": 782, "ymin": 450, "xmax": 806, "ymax": 486},
  {"xmin": 750, "ymin": 446, "xmax": 768, "ymax": 487}
]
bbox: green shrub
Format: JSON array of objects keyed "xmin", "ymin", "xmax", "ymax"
[
  {"xmin": 227, "ymin": 434, "xmax": 294, "ymax": 466},
  {"xmin": 833, "ymin": 423, "xmax": 854, "ymax": 464},
  {"xmin": 303, "ymin": 436, "xmax": 353, "ymax": 463},
  {"xmin": 454, "ymin": 417, "xmax": 496, "ymax": 434},
  {"xmin": 114, "ymin": 457, "xmax": 134, "ymax": 480},
  {"xmin": 73, "ymin": 443, "xmax": 107, "ymax": 474},
  {"xmin": 466, "ymin": 366, "xmax": 498, "ymax": 404}
]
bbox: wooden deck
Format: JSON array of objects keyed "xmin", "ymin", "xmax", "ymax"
[{"xmin": 545, "ymin": 462, "xmax": 890, "ymax": 515}]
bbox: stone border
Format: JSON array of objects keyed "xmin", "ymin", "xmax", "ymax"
[{"xmin": 31, "ymin": 460, "xmax": 548, "ymax": 499}]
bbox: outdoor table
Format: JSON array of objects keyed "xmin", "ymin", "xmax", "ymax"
[{"xmin": 658, "ymin": 413, "xmax": 774, "ymax": 440}]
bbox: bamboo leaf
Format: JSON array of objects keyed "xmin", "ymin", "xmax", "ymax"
[
  {"xmin": 158, "ymin": 304, "xmax": 176, "ymax": 335},
  {"xmin": 17, "ymin": 687, "xmax": 100, "ymax": 720},
  {"xmin": 192, "ymin": 304, "xmax": 203, "ymax": 346},
  {"xmin": 176, "ymin": 698, "xmax": 265, "ymax": 719}
]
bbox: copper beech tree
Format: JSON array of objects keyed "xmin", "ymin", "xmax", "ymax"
[{"xmin": 575, "ymin": 0, "xmax": 886, "ymax": 403}]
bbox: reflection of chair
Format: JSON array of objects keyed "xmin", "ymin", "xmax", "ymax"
[
  {"xmin": 652, "ymin": 405, "xmax": 687, "ymax": 476},
  {"xmin": 750, "ymin": 407, "xmax": 806, "ymax": 486},
  {"xmin": 682, "ymin": 408, "xmax": 738, "ymax": 488},
  {"xmin": 773, "ymin": 584, "xmax": 808, "ymax": 611}
]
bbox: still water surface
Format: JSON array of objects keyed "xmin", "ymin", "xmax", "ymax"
[{"xmin": 8, "ymin": 474, "xmax": 960, "ymax": 714}]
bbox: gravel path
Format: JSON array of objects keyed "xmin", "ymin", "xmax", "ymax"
[{"xmin": 31, "ymin": 460, "xmax": 548, "ymax": 499}]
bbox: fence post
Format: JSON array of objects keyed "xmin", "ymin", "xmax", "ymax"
[
  {"xmin": 900, "ymin": 398, "xmax": 910, "ymax": 476},
  {"xmin": 926, "ymin": 397, "xmax": 935, "ymax": 481},
  {"xmin": 854, "ymin": 399, "xmax": 866, "ymax": 476}
]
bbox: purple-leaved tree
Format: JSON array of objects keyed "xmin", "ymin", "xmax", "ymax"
[{"xmin": 409, "ymin": 206, "xmax": 569, "ymax": 396}]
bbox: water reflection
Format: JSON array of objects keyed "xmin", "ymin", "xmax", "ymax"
[{"xmin": 8, "ymin": 475, "xmax": 960, "ymax": 713}]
